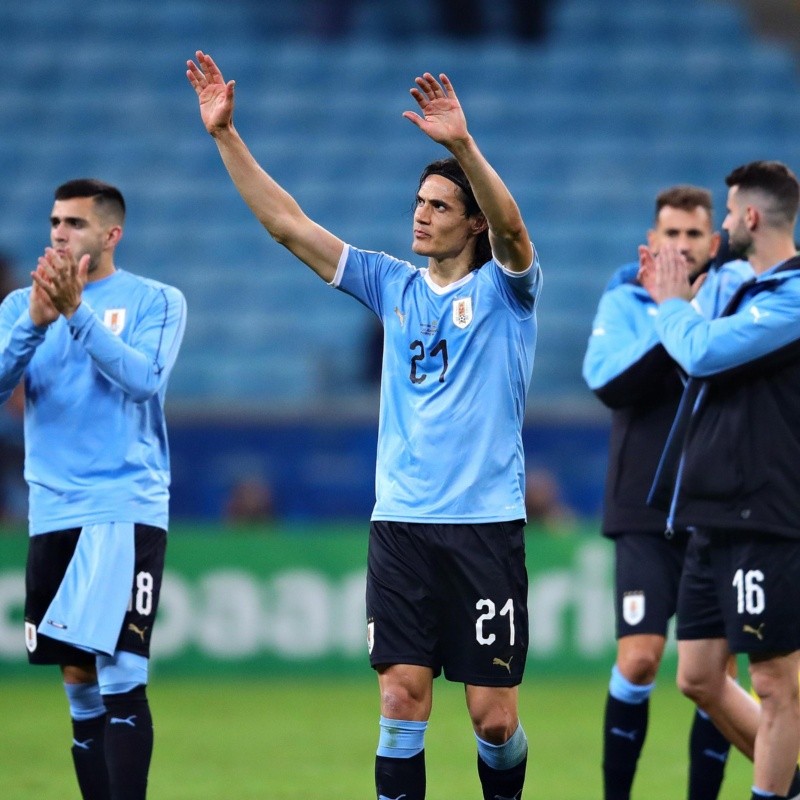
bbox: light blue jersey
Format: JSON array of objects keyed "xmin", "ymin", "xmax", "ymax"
[
  {"xmin": 0, "ymin": 269, "xmax": 187, "ymax": 535},
  {"xmin": 583, "ymin": 258, "xmax": 753, "ymax": 391},
  {"xmin": 333, "ymin": 245, "xmax": 540, "ymax": 523},
  {"xmin": 656, "ymin": 261, "xmax": 800, "ymax": 377}
]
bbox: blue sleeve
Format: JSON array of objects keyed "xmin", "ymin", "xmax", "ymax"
[
  {"xmin": 583, "ymin": 286, "xmax": 667, "ymax": 399},
  {"xmin": 0, "ymin": 289, "xmax": 46, "ymax": 402},
  {"xmin": 603, "ymin": 262, "xmax": 639, "ymax": 292},
  {"xmin": 491, "ymin": 251, "xmax": 541, "ymax": 320},
  {"xmin": 67, "ymin": 286, "xmax": 187, "ymax": 402},
  {"xmin": 655, "ymin": 278, "xmax": 800, "ymax": 378},
  {"xmin": 335, "ymin": 245, "xmax": 414, "ymax": 319}
]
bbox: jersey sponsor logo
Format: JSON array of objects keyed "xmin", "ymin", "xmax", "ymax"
[
  {"xmin": 492, "ymin": 656, "xmax": 514, "ymax": 673},
  {"xmin": 742, "ymin": 623, "xmax": 765, "ymax": 640},
  {"xmin": 128, "ymin": 623, "xmax": 149, "ymax": 643},
  {"xmin": 622, "ymin": 591, "xmax": 645, "ymax": 626},
  {"xmin": 25, "ymin": 621, "xmax": 37, "ymax": 653},
  {"xmin": 367, "ymin": 620, "xmax": 375, "ymax": 655},
  {"xmin": 104, "ymin": 308, "xmax": 127, "ymax": 335},
  {"xmin": 452, "ymin": 297, "xmax": 473, "ymax": 329}
]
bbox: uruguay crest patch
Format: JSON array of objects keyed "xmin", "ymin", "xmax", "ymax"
[
  {"xmin": 452, "ymin": 297, "xmax": 473, "ymax": 329},
  {"xmin": 103, "ymin": 308, "xmax": 126, "ymax": 335},
  {"xmin": 622, "ymin": 591, "xmax": 645, "ymax": 626}
]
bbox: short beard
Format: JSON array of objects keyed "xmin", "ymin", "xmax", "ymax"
[{"xmin": 726, "ymin": 231, "xmax": 752, "ymax": 261}]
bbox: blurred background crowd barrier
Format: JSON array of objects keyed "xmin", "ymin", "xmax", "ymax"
[{"xmin": 0, "ymin": 527, "xmax": 619, "ymax": 676}]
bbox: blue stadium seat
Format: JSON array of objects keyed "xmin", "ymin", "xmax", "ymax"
[{"xmin": 3, "ymin": 0, "xmax": 800, "ymax": 412}]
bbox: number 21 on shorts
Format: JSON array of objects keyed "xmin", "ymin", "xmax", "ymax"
[{"xmin": 475, "ymin": 598, "xmax": 515, "ymax": 646}]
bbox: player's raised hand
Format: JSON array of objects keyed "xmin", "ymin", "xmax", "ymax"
[
  {"xmin": 650, "ymin": 243, "xmax": 702, "ymax": 304},
  {"xmin": 28, "ymin": 274, "xmax": 59, "ymax": 328},
  {"xmin": 403, "ymin": 73, "xmax": 469, "ymax": 149},
  {"xmin": 32, "ymin": 246, "xmax": 89, "ymax": 320},
  {"xmin": 186, "ymin": 50, "xmax": 235, "ymax": 136}
]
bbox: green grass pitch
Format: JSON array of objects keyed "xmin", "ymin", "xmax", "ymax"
[{"xmin": 0, "ymin": 674, "xmax": 753, "ymax": 799}]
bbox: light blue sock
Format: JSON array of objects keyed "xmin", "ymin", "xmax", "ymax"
[
  {"xmin": 376, "ymin": 716, "xmax": 427, "ymax": 758},
  {"xmin": 609, "ymin": 664, "xmax": 654, "ymax": 704},
  {"xmin": 751, "ymin": 788, "xmax": 777, "ymax": 798},
  {"xmin": 64, "ymin": 682, "xmax": 106, "ymax": 721},
  {"xmin": 476, "ymin": 722, "xmax": 528, "ymax": 770}
]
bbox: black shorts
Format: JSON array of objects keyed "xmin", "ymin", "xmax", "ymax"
[
  {"xmin": 366, "ymin": 519, "xmax": 528, "ymax": 686},
  {"xmin": 677, "ymin": 528, "xmax": 800, "ymax": 654},
  {"xmin": 614, "ymin": 530, "xmax": 689, "ymax": 639},
  {"xmin": 25, "ymin": 524, "xmax": 167, "ymax": 666}
]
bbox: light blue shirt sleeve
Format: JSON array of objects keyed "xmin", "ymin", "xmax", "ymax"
[
  {"xmin": 0, "ymin": 289, "xmax": 46, "ymax": 402},
  {"xmin": 583, "ymin": 285, "xmax": 661, "ymax": 390},
  {"xmin": 655, "ymin": 276, "xmax": 800, "ymax": 378},
  {"xmin": 67, "ymin": 286, "xmax": 187, "ymax": 402}
]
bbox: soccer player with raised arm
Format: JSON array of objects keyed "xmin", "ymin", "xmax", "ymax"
[
  {"xmin": 1, "ymin": 179, "xmax": 187, "ymax": 800},
  {"xmin": 188, "ymin": 51, "xmax": 539, "ymax": 800}
]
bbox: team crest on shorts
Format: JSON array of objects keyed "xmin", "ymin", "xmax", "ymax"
[
  {"xmin": 452, "ymin": 297, "xmax": 473, "ymax": 329},
  {"xmin": 103, "ymin": 308, "xmax": 126, "ymax": 335},
  {"xmin": 622, "ymin": 591, "xmax": 645, "ymax": 626},
  {"xmin": 367, "ymin": 620, "xmax": 375, "ymax": 655},
  {"xmin": 25, "ymin": 621, "xmax": 37, "ymax": 653}
]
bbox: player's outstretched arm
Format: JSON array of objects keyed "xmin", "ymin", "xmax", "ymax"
[
  {"xmin": 186, "ymin": 51, "xmax": 344, "ymax": 282},
  {"xmin": 403, "ymin": 72, "xmax": 533, "ymax": 273}
]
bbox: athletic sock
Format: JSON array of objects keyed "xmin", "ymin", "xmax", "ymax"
[
  {"xmin": 71, "ymin": 713, "xmax": 111, "ymax": 800},
  {"xmin": 475, "ymin": 722, "xmax": 528, "ymax": 800},
  {"xmin": 375, "ymin": 751, "xmax": 426, "ymax": 800},
  {"xmin": 476, "ymin": 755, "xmax": 527, "ymax": 800},
  {"xmin": 687, "ymin": 707, "xmax": 729, "ymax": 800},
  {"xmin": 375, "ymin": 717, "xmax": 427, "ymax": 800},
  {"xmin": 603, "ymin": 666, "xmax": 653, "ymax": 800},
  {"xmin": 103, "ymin": 685, "xmax": 153, "ymax": 800}
]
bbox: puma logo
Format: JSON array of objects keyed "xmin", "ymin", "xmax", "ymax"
[
  {"xmin": 610, "ymin": 727, "xmax": 638, "ymax": 741},
  {"xmin": 128, "ymin": 623, "xmax": 148, "ymax": 643},
  {"xmin": 749, "ymin": 305, "xmax": 770, "ymax": 323},
  {"xmin": 110, "ymin": 715, "xmax": 137, "ymax": 727},
  {"xmin": 72, "ymin": 738, "xmax": 94, "ymax": 750},
  {"xmin": 743, "ymin": 623, "xmax": 765, "ymax": 640},
  {"xmin": 492, "ymin": 656, "xmax": 513, "ymax": 673}
]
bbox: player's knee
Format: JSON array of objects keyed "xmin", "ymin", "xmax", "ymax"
[
  {"xmin": 97, "ymin": 651, "xmax": 149, "ymax": 695},
  {"xmin": 617, "ymin": 649, "xmax": 661, "ymax": 685},
  {"xmin": 474, "ymin": 717, "xmax": 516, "ymax": 745},
  {"xmin": 62, "ymin": 663, "xmax": 98, "ymax": 684},
  {"xmin": 676, "ymin": 665, "xmax": 716, "ymax": 706},
  {"xmin": 380, "ymin": 683, "xmax": 426, "ymax": 719},
  {"xmin": 749, "ymin": 660, "xmax": 799, "ymax": 710},
  {"xmin": 471, "ymin": 706, "xmax": 519, "ymax": 744}
]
